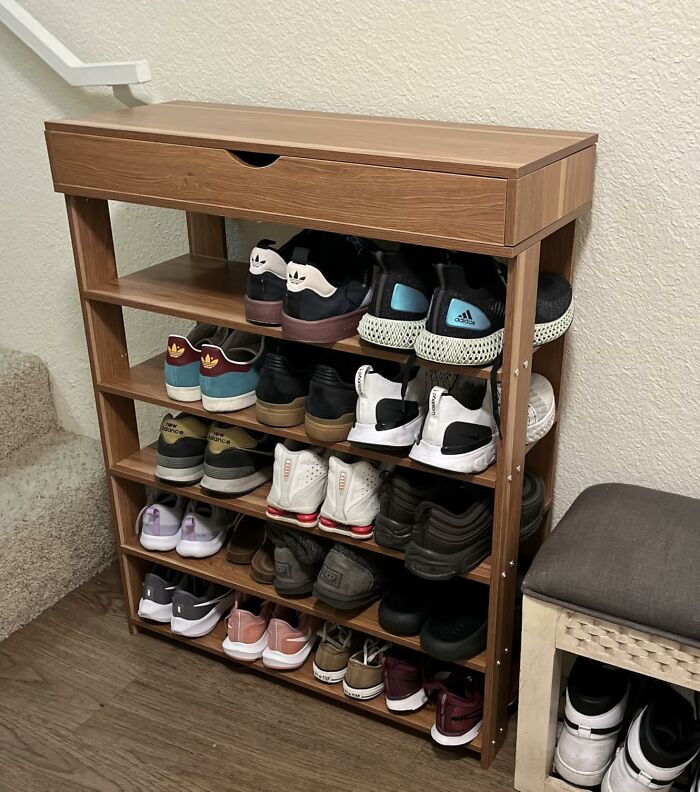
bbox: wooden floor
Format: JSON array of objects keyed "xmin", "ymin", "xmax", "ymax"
[{"xmin": 0, "ymin": 564, "xmax": 517, "ymax": 792}]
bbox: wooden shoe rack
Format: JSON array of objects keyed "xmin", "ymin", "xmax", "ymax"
[{"xmin": 45, "ymin": 103, "xmax": 596, "ymax": 768}]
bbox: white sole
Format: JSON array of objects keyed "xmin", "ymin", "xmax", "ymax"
[
  {"xmin": 139, "ymin": 530, "xmax": 181, "ymax": 552},
  {"xmin": 533, "ymin": 299, "xmax": 574, "ymax": 346},
  {"xmin": 222, "ymin": 630, "xmax": 268, "ymax": 662},
  {"xmin": 201, "ymin": 468, "xmax": 272, "ymax": 494},
  {"xmin": 348, "ymin": 412, "xmax": 425, "ymax": 448},
  {"xmin": 409, "ymin": 437, "xmax": 496, "ymax": 474},
  {"xmin": 312, "ymin": 662, "xmax": 348, "ymax": 684},
  {"xmin": 137, "ymin": 598, "xmax": 172, "ymax": 623},
  {"xmin": 526, "ymin": 401, "xmax": 556, "ymax": 445},
  {"xmin": 343, "ymin": 680, "xmax": 384, "ymax": 700},
  {"xmin": 170, "ymin": 599, "xmax": 233, "ymax": 638},
  {"xmin": 415, "ymin": 328, "xmax": 503, "ymax": 366},
  {"xmin": 357, "ymin": 313, "xmax": 425, "ymax": 350},
  {"xmin": 430, "ymin": 719, "xmax": 482, "ymax": 746},
  {"xmin": 385, "ymin": 687, "xmax": 428, "ymax": 712},
  {"xmin": 262, "ymin": 639, "xmax": 316, "ymax": 670},
  {"xmin": 554, "ymin": 747, "xmax": 610, "ymax": 788},
  {"xmin": 165, "ymin": 383, "xmax": 201, "ymax": 402},
  {"xmin": 155, "ymin": 464, "xmax": 203, "ymax": 484},
  {"xmin": 175, "ymin": 532, "xmax": 227, "ymax": 559},
  {"xmin": 201, "ymin": 390, "xmax": 257, "ymax": 413}
]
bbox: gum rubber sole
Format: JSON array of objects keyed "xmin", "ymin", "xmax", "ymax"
[
  {"xmin": 244, "ymin": 295, "xmax": 283, "ymax": 326},
  {"xmin": 256, "ymin": 397, "xmax": 306, "ymax": 428},
  {"xmin": 281, "ymin": 307, "xmax": 367, "ymax": 344},
  {"xmin": 304, "ymin": 413, "xmax": 354, "ymax": 442}
]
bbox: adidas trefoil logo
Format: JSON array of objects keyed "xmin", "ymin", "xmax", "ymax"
[
  {"xmin": 288, "ymin": 270, "xmax": 306, "ymax": 285},
  {"xmin": 454, "ymin": 309, "xmax": 476, "ymax": 326},
  {"xmin": 250, "ymin": 253, "xmax": 266, "ymax": 270},
  {"xmin": 168, "ymin": 342, "xmax": 185, "ymax": 359},
  {"xmin": 201, "ymin": 353, "xmax": 219, "ymax": 369}
]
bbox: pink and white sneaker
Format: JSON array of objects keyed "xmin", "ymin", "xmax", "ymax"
[
  {"xmin": 262, "ymin": 609, "xmax": 321, "ymax": 670},
  {"xmin": 266, "ymin": 442, "xmax": 328, "ymax": 528},
  {"xmin": 319, "ymin": 457, "xmax": 381, "ymax": 540},
  {"xmin": 222, "ymin": 595, "xmax": 274, "ymax": 662}
]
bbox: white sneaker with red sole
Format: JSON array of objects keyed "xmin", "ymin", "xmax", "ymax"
[
  {"xmin": 319, "ymin": 457, "xmax": 381, "ymax": 540},
  {"xmin": 266, "ymin": 442, "xmax": 328, "ymax": 527}
]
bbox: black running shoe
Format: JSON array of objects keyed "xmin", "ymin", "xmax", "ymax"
[
  {"xmin": 520, "ymin": 469, "xmax": 545, "ymax": 542},
  {"xmin": 245, "ymin": 230, "xmax": 316, "ymax": 326},
  {"xmin": 304, "ymin": 354, "xmax": 365, "ymax": 442},
  {"xmin": 534, "ymin": 272, "xmax": 574, "ymax": 345},
  {"xmin": 281, "ymin": 234, "xmax": 375, "ymax": 343},
  {"xmin": 358, "ymin": 246, "xmax": 436, "ymax": 350},
  {"xmin": 200, "ymin": 424, "xmax": 275, "ymax": 495},
  {"xmin": 255, "ymin": 341, "xmax": 318, "ymax": 428},
  {"xmin": 415, "ymin": 254, "xmax": 506, "ymax": 366},
  {"xmin": 374, "ymin": 468, "xmax": 442, "ymax": 549}
]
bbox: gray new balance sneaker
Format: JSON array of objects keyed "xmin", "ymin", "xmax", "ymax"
[
  {"xmin": 170, "ymin": 577, "xmax": 236, "ymax": 637},
  {"xmin": 138, "ymin": 565, "xmax": 185, "ymax": 623}
]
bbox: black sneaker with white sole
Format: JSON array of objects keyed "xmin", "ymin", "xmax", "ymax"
[
  {"xmin": 415, "ymin": 254, "xmax": 506, "ymax": 366},
  {"xmin": 200, "ymin": 425, "xmax": 275, "ymax": 495},
  {"xmin": 138, "ymin": 565, "xmax": 185, "ymax": 623},
  {"xmin": 155, "ymin": 413, "xmax": 210, "ymax": 485},
  {"xmin": 358, "ymin": 247, "xmax": 436, "ymax": 350},
  {"xmin": 170, "ymin": 577, "xmax": 236, "ymax": 638},
  {"xmin": 281, "ymin": 234, "xmax": 375, "ymax": 343}
]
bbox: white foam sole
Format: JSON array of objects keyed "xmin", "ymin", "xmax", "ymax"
[
  {"xmin": 165, "ymin": 383, "xmax": 201, "ymax": 402},
  {"xmin": 415, "ymin": 328, "xmax": 503, "ymax": 366},
  {"xmin": 201, "ymin": 468, "xmax": 272, "ymax": 494},
  {"xmin": 313, "ymin": 662, "xmax": 348, "ymax": 684},
  {"xmin": 348, "ymin": 412, "xmax": 425, "ymax": 448},
  {"xmin": 533, "ymin": 299, "xmax": 574, "ymax": 346},
  {"xmin": 201, "ymin": 390, "xmax": 257, "ymax": 413},
  {"xmin": 343, "ymin": 680, "xmax": 384, "ymax": 700},
  {"xmin": 554, "ymin": 747, "xmax": 610, "ymax": 788},
  {"xmin": 222, "ymin": 630, "xmax": 268, "ymax": 661},
  {"xmin": 357, "ymin": 313, "xmax": 425, "ymax": 350},
  {"xmin": 262, "ymin": 639, "xmax": 316, "ymax": 670},
  {"xmin": 385, "ymin": 687, "xmax": 428, "ymax": 712},
  {"xmin": 139, "ymin": 530, "xmax": 181, "ymax": 552},
  {"xmin": 137, "ymin": 598, "xmax": 172, "ymax": 623},
  {"xmin": 526, "ymin": 400, "xmax": 556, "ymax": 445},
  {"xmin": 430, "ymin": 719, "xmax": 482, "ymax": 746},
  {"xmin": 155, "ymin": 464, "xmax": 203, "ymax": 484},
  {"xmin": 175, "ymin": 531, "xmax": 227, "ymax": 558},
  {"xmin": 409, "ymin": 437, "xmax": 496, "ymax": 474},
  {"xmin": 170, "ymin": 600, "xmax": 232, "ymax": 638}
]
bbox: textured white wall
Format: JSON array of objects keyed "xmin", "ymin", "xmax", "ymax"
[{"xmin": 0, "ymin": 0, "xmax": 698, "ymax": 518}]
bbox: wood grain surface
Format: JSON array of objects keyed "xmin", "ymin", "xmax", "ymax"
[{"xmin": 0, "ymin": 565, "xmax": 519, "ymax": 791}]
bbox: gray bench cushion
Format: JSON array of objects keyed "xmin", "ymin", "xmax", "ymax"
[{"xmin": 522, "ymin": 483, "xmax": 700, "ymax": 647}]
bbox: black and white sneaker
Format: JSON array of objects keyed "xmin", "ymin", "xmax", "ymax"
[
  {"xmin": 200, "ymin": 424, "xmax": 275, "ymax": 495},
  {"xmin": 281, "ymin": 234, "xmax": 375, "ymax": 343},
  {"xmin": 138, "ymin": 565, "xmax": 185, "ymax": 623},
  {"xmin": 245, "ymin": 230, "xmax": 316, "ymax": 326},
  {"xmin": 347, "ymin": 364, "xmax": 431, "ymax": 448},
  {"xmin": 415, "ymin": 254, "xmax": 506, "ymax": 366},
  {"xmin": 170, "ymin": 577, "xmax": 236, "ymax": 638},
  {"xmin": 357, "ymin": 246, "xmax": 436, "ymax": 350},
  {"xmin": 305, "ymin": 354, "xmax": 365, "ymax": 443}
]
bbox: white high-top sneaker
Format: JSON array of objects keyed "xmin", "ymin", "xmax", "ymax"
[
  {"xmin": 347, "ymin": 364, "xmax": 430, "ymax": 448},
  {"xmin": 409, "ymin": 379, "xmax": 497, "ymax": 474},
  {"xmin": 554, "ymin": 659, "xmax": 630, "ymax": 787},
  {"xmin": 266, "ymin": 442, "xmax": 328, "ymax": 527},
  {"xmin": 602, "ymin": 693, "xmax": 700, "ymax": 792},
  {"xmin": 319, "ymin": 457, "xmax": 381, "ymax": 540}
]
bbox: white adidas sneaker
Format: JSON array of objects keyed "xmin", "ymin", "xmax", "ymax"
[
  {"xmin": 602, "ymin": 692, "xmax": 700, "ymax": 792},
  {"xmin": 319, "ymin": 457, "xmax": 381, "ymax": 540},
  {"xmin": 347, "ymin": 365, "xmax": 431, "ymax": 448},
  {"xmin": 518, "ymin": 372, "xmax": 556, "ymax": 444},
  {"xmin": 266, "ymin": 442, "xmax": 328, "ymax": 527},
  {"xmin": 554, "ymin": 659, "xmax": 630, "ymax": 787}
]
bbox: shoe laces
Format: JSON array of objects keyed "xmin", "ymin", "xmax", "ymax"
[
  {"xmin": 359, "ymin": 637, "xmax": 391, "ymax": 665},
  {"xmin": 317, "ymin": 623, "xmax": 352, "ymax": 650}
]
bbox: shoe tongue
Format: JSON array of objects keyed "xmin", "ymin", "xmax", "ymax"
[{"xmin": 435, "ymin": 262, "xmax": 467, "ymax": 291}]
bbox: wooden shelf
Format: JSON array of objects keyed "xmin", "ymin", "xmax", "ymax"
[
  {"xmin": 84, "ymin": 254, "xmax": 505, "ymax": 381},
  {"xmin": 122, "ymin": 533, "xmax": 487, "ymax": 672},
  {"xmin": 111, "ymin": 445, "xmax": 492, "ymax": 585},
  {"xmin": 131, "ymin": 616, "xmax": 482, "ymax": 754}
]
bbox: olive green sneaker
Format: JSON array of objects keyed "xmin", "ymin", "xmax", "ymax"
[{"xmin": 312, "ymin": 623, "xmax": 354, "ymax": 684}]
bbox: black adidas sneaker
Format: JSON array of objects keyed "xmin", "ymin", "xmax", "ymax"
[
  {"xmin": 255, "ymin": 341, "xmax": 318, "ymax": 428},
  {"xmin": 245, "ymin": 230, "xmax": 315, "ymax": 326},
  {"xmin": 281, "ymin": 234, "xmax": 375, "ymax": 343},
  {"xmin": 415, "ymin": 254, "xmax": 506, "ymax": 366},
  {"xmin": 357, "ymin": 246, "xmax": 436, "ymax": 350},
  {"xmin": 304, "ymin": 354, "xmax": 365, "ymax": 442}
]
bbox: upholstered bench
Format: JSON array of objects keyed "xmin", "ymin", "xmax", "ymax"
[{"xmin": 514, "ymin": 483, "xmax": 700, "ymax": 792}]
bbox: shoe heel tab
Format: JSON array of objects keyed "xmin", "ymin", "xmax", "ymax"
[
  {"xmin": 428, "ymin": 386, "xmax": 447, "ymax": 417},
  {"xmin": 291, "ymin": 246, "xmax": 309, "ymax": 265},
  {"xmin": 355, "ymin": 365, "xmax": 372, "ymax": 397}
]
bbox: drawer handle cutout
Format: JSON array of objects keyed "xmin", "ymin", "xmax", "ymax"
[{"xmin": 227, "ymin": 150, "xmax": 280, "ymax": 168}]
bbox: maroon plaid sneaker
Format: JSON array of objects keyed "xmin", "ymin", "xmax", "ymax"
[
  {"xmin": 431, "ymin": 675, "xmax": 484, "ymax": 746},
  {"xmin": 383, "ymin": 654, "xmax": 427, "ymax": 713}
]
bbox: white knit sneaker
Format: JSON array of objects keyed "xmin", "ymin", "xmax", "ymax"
[
  {"xmin": 266, "ymin": 442, "xmax": 328, "ymax": 527},
  {"xmin": 516, "ymin": 372, "xmax": 556, "ymax": 444},
  {"xmin": 175, "ymin": 501, "xmax": 234, "ymax": 558},
  {"xmin": 602, "ymin": 692, "xmax": 700, "ymax": 792},
  {"xmin": 347, "ymin": 364, "xmax": 432, "ymax": 448},
  {"xmin": 554, "ymin": 659, "xmax": 630, "ymax": 787},
  {"xmin": 319, "ymin": 457, "xmax": 381, "ymax": 540}
]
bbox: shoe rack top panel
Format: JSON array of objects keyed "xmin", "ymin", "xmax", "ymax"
[{"xmin": 45, "ymin": 102, "xmax": 597, "ymax": 253}]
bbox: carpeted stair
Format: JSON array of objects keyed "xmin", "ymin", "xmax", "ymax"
[{"xmin": 0, "ymin": 348, "xmax": 114, "ymax": 640}]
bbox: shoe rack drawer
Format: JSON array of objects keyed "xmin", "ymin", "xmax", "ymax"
[{"xmin": 46, "ymin": 131, "xmax": 508, "ymax": 246}]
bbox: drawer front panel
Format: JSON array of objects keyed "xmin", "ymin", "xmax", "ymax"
[{"xmin": 48, "ymin": 132, "xmax": 507, "ymax": 246}]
